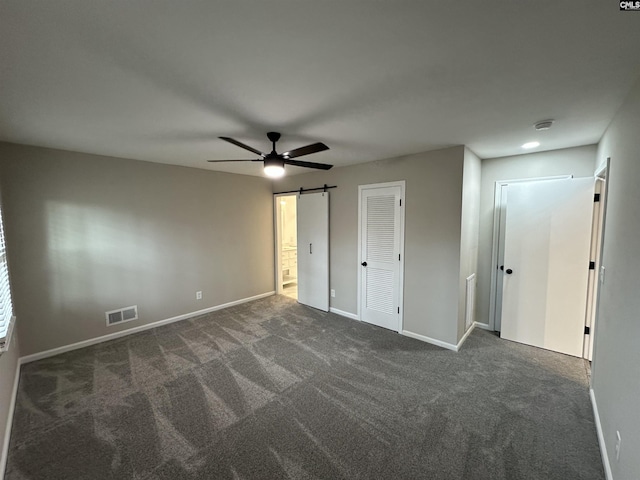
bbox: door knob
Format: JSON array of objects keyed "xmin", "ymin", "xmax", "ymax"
[
  {"xmin": 361, "ymin": 262, "xmax": 367, "ymax": 267},
  {"xmin": 505, "ymin": 268, "xmax": 513, "ymax": 274}
]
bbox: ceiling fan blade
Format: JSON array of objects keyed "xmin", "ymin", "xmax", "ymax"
[
  {"xmin": 282, "ymin": 142, "xmax": 329, "ymax": 159},
  {"xmin": 284, "ymin": 159, "xmax": 333, "ymax": 170},
  {"xmin": 219, "ymin": 137, "xmax": 265, "ymax": 156},
  {"xmin": 206, "ymin": 159, "xmax": 261, "ymax": 163}
]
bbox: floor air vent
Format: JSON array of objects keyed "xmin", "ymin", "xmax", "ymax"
[{"xmin": 105, "ymin": 305, "xmax": 138, "ymax": 326}]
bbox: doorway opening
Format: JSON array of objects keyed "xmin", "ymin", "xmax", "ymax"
[
  {"xmin": 275, "ymin": 195, "xmax": 298, "ymax": 300},
  {"xmin": 274, "ymin": 190, "xmax": 330, "ymax": 311}
]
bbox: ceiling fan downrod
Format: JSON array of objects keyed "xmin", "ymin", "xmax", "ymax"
[{"xmin": 267, "ymin": 131, "xmax": 281, "ymax": 154}]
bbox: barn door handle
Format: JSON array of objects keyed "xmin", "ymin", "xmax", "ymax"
[
  {"xmin": 505, "ymin": 268, "xmax": 513, "ymax": 274},
  {"xmin": 361, "ymin": 262, "xmax": 367, "ymax": 267}
]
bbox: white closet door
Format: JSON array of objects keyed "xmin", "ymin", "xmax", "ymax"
[
  {"xmin": 297, "ymin": 192, "xmax": 329, "ymax": 311},
  {"xmin": 360, "ymin": 184, "xmax": 403, "ymax": 331},
  {"xmin": 501, "ymin": 177, "xmax": 594, "ymax": 357}
]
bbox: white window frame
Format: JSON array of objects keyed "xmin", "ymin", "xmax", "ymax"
[{"xmin": 0, "ymin": 202, "xmax": 15, "ymax": 353}]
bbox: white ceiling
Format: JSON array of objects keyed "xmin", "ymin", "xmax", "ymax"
[{"xmin": 1, "ymin": 1, "xmax": 639, "ymax": 177}]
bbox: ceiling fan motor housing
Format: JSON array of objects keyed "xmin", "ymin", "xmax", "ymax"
[{"xmin": 267, "ymin": 132, "xmax": 281, "ymax": 143}]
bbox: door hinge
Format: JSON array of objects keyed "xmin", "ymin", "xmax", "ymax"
[
  {"xmin": 594, "ymin": 193, "xmax": 601, "ymax": 202},
  {"xmin": 397, "ymin": 307, "xmax": 400, "ymax": 314},
  {"xmin": 584, "ymin": 326, "xmax": 590, "ymax": 335},
  {"xmin": 589, "ymin": 261, "xmax": 595, "ymax": 270},
  {"xmin": 399, "ymin": 198, "xmax": 402, "ymax": 207},
  {"xmin": 398, "ymin": 253, "xmax": 401, "ymax": 261}
]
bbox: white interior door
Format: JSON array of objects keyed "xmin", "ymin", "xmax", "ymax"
[
  {"xmin": 501, "ymin": 177, "xmax": 594, "ymax": 357},
  {"xmin": 489, "ymin": 176, "xmax": 572, "ymax": 332},
  {"xmin": 359, "ymin": 183, "xmax": 404, "ymax": 331},
  {"xmin": 296, "ymin": 192, "xmax": 329, "ymax": 311},
  {"xmin": 584, "ymin": 177, "xmax": 606, "ymax": 360},
  {"xmin": 494, "ymin": 186, "xmax": 508, "ymax": 332}
]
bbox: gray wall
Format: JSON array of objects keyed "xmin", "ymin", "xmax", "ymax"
[
  {"xmin": 0, "ymin": 331, "xmax": 20, "ymax": 472},
  {"xmin": 457, "ymin": 148, "xmax": 481, "ymax": 340},
  {"xmin": 476, "ymin": 146, "xmax": 597, "ymax": 327},
  {"xmin": 591, "ymin": 78, "xmax": 640, "ymax": 479},
  {"xmin": 274, "ymin": 146, "xmax": 465, "ymax": 346},
  {"xmin": 0, "ymin": 143, "xmax": 275, "ymax": 356}
]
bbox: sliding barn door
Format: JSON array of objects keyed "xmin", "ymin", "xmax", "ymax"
[{"xmin": 297, "ymin": 192, "xmax": 329, "ymax": 311}]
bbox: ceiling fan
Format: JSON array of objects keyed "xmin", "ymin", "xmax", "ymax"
[{"xmin": 208, "ymin": 132, "xmax": 332, "ymax": 178}]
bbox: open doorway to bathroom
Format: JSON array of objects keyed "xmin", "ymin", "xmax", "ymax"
[{"xmin": 275, "ymin": 195, "xmax": 298, "ymax": 300}]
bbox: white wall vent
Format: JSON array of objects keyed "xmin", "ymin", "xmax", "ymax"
[
  {"xmin": 105, "ymin": 305, "xmax": 138, "ymax": 327},
  {"xmin": 465, "ymin": 274, "xmax": 476, "ymax": 330}
]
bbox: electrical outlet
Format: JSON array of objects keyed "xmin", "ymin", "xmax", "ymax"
[
  {"xmin": 331, "ymin": 289, "xmax": 335, "ymax": 298},
  {"xmin": 196, "ymin": 291, "xmax": 202, "ymax": 300},
  {"xmin": 615, "ymin": 431, "xmax": 621, "ymax": 461}
]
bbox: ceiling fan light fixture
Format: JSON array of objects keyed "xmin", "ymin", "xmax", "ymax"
[
  {"xmin": 211, "ymin": 133, "xmax": 332, "ymax": 174},
  {"xmin": 264, "ymin": 157, "xmax": 285, "ymax": 178}
]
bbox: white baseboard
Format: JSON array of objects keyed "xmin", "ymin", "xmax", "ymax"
[
  {"xmin": 0, "ymin": 359, "xmax": 21, "ymax": 479},
  {"xmin": 473, "ymin": 322, "xmax": 492, "ymax": 331},
  {"xmin": 456, "ymin": 322, "xmax": 476, "ymax": 350},
  {"xmin": 402, "ymin": 322, "xmax": 477, "ymax": 352},
  {"xmin": 590, "ymin": 388, "xmax": 613, "ymax": 480},
  {"xmin": 329, "ymin": 307, "xmax": 359, "ymax": 321},
  {"xmin": 402, "ymin": 330, "xmax": 458, "ymax": 351},
  {"xmin": 20, "ymin": 291, "xmax": 275, "ymax": 364}
]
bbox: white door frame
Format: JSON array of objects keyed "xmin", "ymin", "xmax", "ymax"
[
  {"xmin": 488, "ymin": 175, "xmax": 572, "ymax": 331},
  {"xmin": 357, "ymin": 181, "xmax": 406, "ymax": 332}
]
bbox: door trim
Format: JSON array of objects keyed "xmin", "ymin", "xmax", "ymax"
[
  {"xmin": 357, "ymin": 181, "xmax": 406, "ymax": 333},
  {"xmin": 273, "ymin": 193, "xmax": 285, "ymax": 295},
  {"xmin": 488, "ymin": 175, "xmax": 572, "ymax": 331}
]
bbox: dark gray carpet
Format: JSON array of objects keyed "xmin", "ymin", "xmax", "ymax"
[{"xmin": 5, "ymin": 295, "xmax": 604, "ymax": 480}]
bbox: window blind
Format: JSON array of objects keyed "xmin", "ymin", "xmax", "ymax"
[{"xmin": 0, "ymin": 206, "xmax": 14, "ymax": 350}]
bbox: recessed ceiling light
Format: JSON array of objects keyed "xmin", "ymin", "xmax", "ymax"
[{"xmin": 522, "ymin": 141, "xmax": 540, "ymax": 149}]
